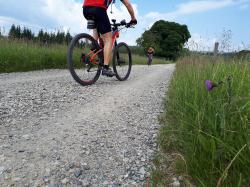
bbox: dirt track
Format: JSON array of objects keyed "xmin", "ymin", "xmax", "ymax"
[{"xmin": 0, "ymin": 64, "xmax": 175, "ymax": 187}]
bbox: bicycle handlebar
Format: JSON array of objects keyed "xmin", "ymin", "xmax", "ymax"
[{"xmin": 111, "ymin": 19, "xmax": 134, "ymax": 28}]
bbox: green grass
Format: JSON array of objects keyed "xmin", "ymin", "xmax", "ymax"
[
  {"xmin": 153, "ymin": 55, "xmax": 250, "ymax": 187},
  {"xmin": 0, "ymin": 38, "xmax": 67, "ymax": 73},
  {"xmin": 132, "ymin": 54, "xmax": 171, "ymax": 65},
  {"xmin": 0, "ymin": 38, "xmax": 170, "ymax": 73}
]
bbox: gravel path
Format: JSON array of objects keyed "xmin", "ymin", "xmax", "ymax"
[{"xmin": 0, "ymin": 64, "xmax": 175, "ymax": 187}]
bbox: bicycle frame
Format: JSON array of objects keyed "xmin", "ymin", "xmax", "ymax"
[
  {"xmin": 68, "ymin": 19, "xmax": 133, "ymax": 86},
  {"xmin": 84, "ymin": 28, "xmax": 120, "ymax": 66}
]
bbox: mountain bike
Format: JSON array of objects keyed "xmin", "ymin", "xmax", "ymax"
[{"xmin": 67, "ymin": 19, "xmax": 133, "ymax": 86}]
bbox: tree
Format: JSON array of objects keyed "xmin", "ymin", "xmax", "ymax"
[
  {"xmin": 136, "ymin": 20, "xmax": 191, "ymax": 60},
  {"xmin": 8, "ymin": 25, "xmax": 34, "ymax": 41},
  {"xmin": 8, "ymin": 24, "xmax": 16, "ymax": 39},
  {"xmin": 65, "ymin": 31, "xmax": 72, "ymax": 45},
  {"xmin": 55, "ymin": 31, "xmax": 65, "ymax": 44},
  {"xmin": 16, "ymin": 26, "xmax": 21, "ymax": 39},
  {"xmin": 38, "ymin": 29, "xmax": 44, "ymax": 42},
  {"xmin": 23, "ymin": 27, "xmax": 32, "ymax": 40},
  {"xmin": 50, "ymin": 33, "xmax": 56, "ymax": 44},
  {"xmin": 43, "ymin": 31, "xmax": 49, "ymax": 44},
  {"xmin": 21, "ymin": 27, "xmax": 28, "ymax": 39},
  {"xmin": 7, "ymin": 25, "xmax": 72, "ymax": 45}
]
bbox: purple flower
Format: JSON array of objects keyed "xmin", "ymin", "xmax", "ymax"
[{"xmin": 205, "ymin": 80, "xmax": 216, "ymax": 91}]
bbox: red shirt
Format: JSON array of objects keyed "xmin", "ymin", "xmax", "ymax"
[{"xmin": 83, "ymin": 0, "xmax": 113, "ymax": 9}]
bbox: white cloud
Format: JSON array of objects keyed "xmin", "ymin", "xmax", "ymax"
[
  {"xmin": 175, "ymin": 0, "xmax": 236, "ymax": 15},
  {"xmin": 0, "ymin": 0, "xmax": 140, "ymax": 44},
  {"xmin": 144, "ymin": 0, "xmax": 249, "ymax": 21},
  {"xmin": 107, "ymin": 3, "xmax": 142, "ymax": 45},
  {"xmin": 141, "ymin": 0, "xmax": 249, "ymax": 51},
  {"xmin": 186, "ymin": 33, "xmax": 218, "ymax": 51},
  {"xmin": 0, "ymin": 16, "xmax": 48, "ymax": 35},
  {"xmin": 0, "ymin": 0, "xmax": 85, "ymax": 34},
  {"xmin": 0, "ymin": 16, "xmax": 18, "ymax": 27},
  {"xmin": 0, "ymin": 0, "xmax": 248, "ymax": 47},
  {"xmin": 41, "ymin": 0, "xmax": 88, "ymax": 34}
]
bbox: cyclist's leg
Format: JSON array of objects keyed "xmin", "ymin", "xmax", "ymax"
[
  {"xmin": 101, "ymin": 32, "xmax": 112, "ymax": 66},
  {"xmin": 95, "ymin": 8, "xmax": 112, "ymax": 66},
  {"xmin": 147, "ymin": 54, "xmax": 150, "ymax": 65},
  {"xmin": 83, "ymin": 7, "xmax": 99, "ymax": 45},
  {"xmin": 95, "ymin": 7, "xmax": 115, "ymax": 76},
  {"xmin": 92, "ymin": 29, "xmax": 99, "ymax": 40}
]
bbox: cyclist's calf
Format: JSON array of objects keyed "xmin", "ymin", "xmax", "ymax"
[{"xmin": 101, "ymin": 32, "xmax": 113, "ymax": 66}]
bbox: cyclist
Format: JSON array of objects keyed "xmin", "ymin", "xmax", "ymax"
[
  {"xmin": 83, "ymin": 0, "xmax": 137, "ymax": 77},
  {"xmin": 147, "ymin": 46, "xmax": 155, "ymax": 66}
]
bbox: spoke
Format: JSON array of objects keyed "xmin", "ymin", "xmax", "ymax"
[{"xmin": 72, "ymin": 36, "xmax": 100, "ymax": 83}]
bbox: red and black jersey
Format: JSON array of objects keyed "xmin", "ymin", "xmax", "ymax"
[{"xmin": 83, "ymin": 0, "xmax": 113, "ymax": 9}]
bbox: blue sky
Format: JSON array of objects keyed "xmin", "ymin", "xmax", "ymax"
[{"xmin": 0, "ymin": 0, "xmax": 249, "ymax": 51}]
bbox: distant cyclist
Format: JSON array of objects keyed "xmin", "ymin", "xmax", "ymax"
[
  {"xmin": 83, "ymin": 0, "xmax": 137, "ymax": 77},
  {"xmin": 147, "ymin": 46, "xmax": 155, "ymax": 66}
]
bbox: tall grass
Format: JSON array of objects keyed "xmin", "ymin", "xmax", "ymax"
[
  {"xmin": 0, "ymin": 38, "xmax": 170, "ymax": 73},
  {"xmin": 156, "ymin": 55, "xmax": 250, "ymax": 186},
  {"xmin": 0, "ymin": 38, "xmax": 67, "ymax": 72}
]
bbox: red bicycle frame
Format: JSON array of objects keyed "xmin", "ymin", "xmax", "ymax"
[{"xmin": 85, "ymin": 29, "xmax": 120, "ymax": 65}]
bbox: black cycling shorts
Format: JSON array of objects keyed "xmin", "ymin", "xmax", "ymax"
[{"xmin": 83, "ymin": 6, "xmax": 111, "ymax": 35}]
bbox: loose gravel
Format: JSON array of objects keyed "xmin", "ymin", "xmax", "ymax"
[{"xmin": 0, "ymin": 64, "xmax": 175, "ymax": 187}]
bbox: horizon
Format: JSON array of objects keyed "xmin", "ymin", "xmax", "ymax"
[{"xmin": 0, "ymin": 0, "xmax": 250, "ymax": 52}]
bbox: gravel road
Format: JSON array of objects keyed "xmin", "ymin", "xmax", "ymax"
[{"xmin": 0, "ymin": 64, "xmax": 175, "ymax": 187}]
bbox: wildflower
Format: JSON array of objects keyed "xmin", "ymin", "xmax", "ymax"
[{"xmin": 205, "ymin": 80, "xmax": 217, "ymax": 91}]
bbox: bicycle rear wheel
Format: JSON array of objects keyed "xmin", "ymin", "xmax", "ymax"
[
  {"xmin": 112, "ymin": 42, "xmax": 132, "ymax": 81},
  {"xmin": 67, "ymin": 33, "xmax": 102, "ymax": 86}
]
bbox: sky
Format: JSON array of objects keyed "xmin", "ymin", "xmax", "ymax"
[{"xmin": 0, "ymin": 0, "xmax": 249, "ymax": 51}]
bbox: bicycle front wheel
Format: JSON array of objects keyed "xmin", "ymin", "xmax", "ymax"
[
  {"xmin": 67, "ymin": 33, "xmax": 102, "ymax": 86},
  {"xmin": 112, "ymin": 42, "xmax": 132, "ymax": 81}
]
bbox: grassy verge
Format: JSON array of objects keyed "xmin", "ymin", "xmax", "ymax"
[
  {"xmin": 0, "ymin": 38, "xmax": 67, "ymax": 73},
  {"xmin": 0, "ymin": 38, "xmax": 170, "ymax": 73},
  {"xmin": 132, "ymin": 54, "xmax": 171, "ymax": 65},
  {"xmin": 152, "ymin": 55, "xmax": 250, "ymax": 186}
]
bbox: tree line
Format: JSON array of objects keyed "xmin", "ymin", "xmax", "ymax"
[
  {"xmin": 5, "ymin": 20, "xmax": 191, "ymax": 60},
  {"xmin": 8, "ymin": 24, "xmax": 73, "ymax": 45}
]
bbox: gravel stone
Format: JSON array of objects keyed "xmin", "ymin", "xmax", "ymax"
[
  {"xmin": 82, "ymin": 163, "xmax": 90, "ymax": 171},
  {"xmin": 0, "ymin": 166, "xmax": 5, "ymax": 175},
  {"xmin": 0, "ymin": 155, "xmax": 6, "ymax": 162},
  {"xmin": 22, "ymin": 134, "xmax": 30, "ymax": 140},
  {"xmin": 42, "ymin": 176, "xmax": 50, "ymax": 183},
  {"xmin": 80, "ymin": 179, "xmax": 90, "ymax": 186},
  {"xmin": 61, "ymin": 178, "xmax": 70, "ymax": 184},
  {"xmin": 0, "ymin": 65, "xmax": 175, "ymax": 186},
  {"xmin": 13, "ymin": 177, "xmax": 21, "ymax": 182},
  {"xmin": 74, "ymin": 169, "xmax": 83, "ymax": 178},
  {"xmin": 139, "ymin": 167, "xmax": 146, "ymax": 176},
  {"xmin": 51, "ymin": 182, "xmax": 60, "ymax": 187}
]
